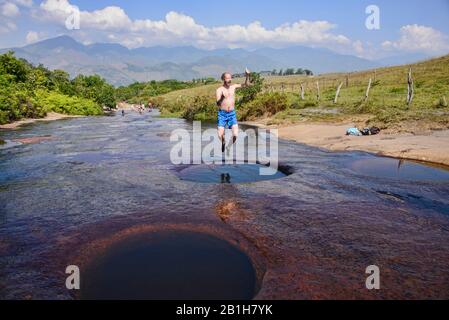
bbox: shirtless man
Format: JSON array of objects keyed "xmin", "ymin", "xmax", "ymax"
[{"xmin": 216, "ymin": 69, "xmax": 251, "ymax": 154}]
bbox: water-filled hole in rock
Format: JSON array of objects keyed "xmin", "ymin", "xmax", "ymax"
[
  {"xmin": 80, "ymin": 231, "xmax": 258, "ymax": 300},
  {"xmin": 177, "ymin": 163, "xmax": 292, "ymax": 184},
  {"xmin": 347, "ymin": 157, "xmax": 449, "ymax": 181}
]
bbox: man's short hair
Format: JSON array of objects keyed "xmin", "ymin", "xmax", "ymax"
[{"xmin": 221, "ymin": 72, "xmax": 231, "ymax": 81}]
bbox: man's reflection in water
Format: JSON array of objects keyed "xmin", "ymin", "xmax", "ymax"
[
  {"xmin": 398, "ymin": 159, "xmax": 404, "ymax": 172},
  {"xmin": 221, "ymin": 173, "xmax": 231, "ymax": 184}
]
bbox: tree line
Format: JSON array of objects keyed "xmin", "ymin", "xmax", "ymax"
[
  {"xmin": 115, "ymin": 79, "xmax": 204, "ymax": 105},
  {"xmin": 271, "ymin": 68, "xmax": 313, "ymax": 76},
  {"xmin": 0, "ymin": 51, "xmax": 114, "ymax": 124},
  {"xmin": 0, "ymin": 52, "xmax": 209, "ymax": 124}
]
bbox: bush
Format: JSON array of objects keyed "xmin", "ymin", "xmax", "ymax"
[
  {"xmin": 238, "ymin": 92, "xmax": 289, "ymax": 121},
  {"xmin": 34, "ymin": 90, "xmax": 103, "ymax": 116},
  {"xmin": 303, "ymin": 101, "xmax": 317, "ymax": 108},
  {"xmin": 0, "ymin": 74, "xmax": 45, "ymax": 124},
  {"xmin": 148, "ymin": 96, "xmax": 167, "ymax": 109},
  {"xmin": 181, "ymin": 95, "xmax": 216, "ymax": 121},
  {"xmin": 237, "ymin": 72, "xmax": 264, "ymax": 106},
  {"xmin": 157, "ymin": 96, "xmax": 191, "ymax": 117},
  {"xmin": 0, "ymin": 111, "xmax": 8, "ymax": 125},
  {"xmin": 0, "ymin": 52, "xmax": 107, "ymax": 124}
]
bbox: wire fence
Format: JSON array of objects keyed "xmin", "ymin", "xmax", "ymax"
[{"xmin": 261, "ymin": 67, "xmax": 449, "ymax": 109}]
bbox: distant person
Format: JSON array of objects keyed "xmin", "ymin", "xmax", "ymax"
[
  {"xmin": 121, "ymin": 110, "xmax": 125, "ymax": 117},
  {"xmin": 216, "ymin": 69, "xmax": 251, "ymax": 154}
]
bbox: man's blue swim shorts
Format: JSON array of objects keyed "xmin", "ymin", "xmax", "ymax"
[{"xmin": 218, "ymin": 110, "xmax": 238, "ymax": 129}]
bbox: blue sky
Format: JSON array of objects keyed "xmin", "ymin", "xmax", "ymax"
[
  {"xmin": 70, "ymin": 0, "xmax": 449, "ymax": 31},
  {"xmin": 1, "ymin": 0, "xmax": 448, "ymax": 59}
]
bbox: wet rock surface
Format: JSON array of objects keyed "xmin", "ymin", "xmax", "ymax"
[
  {"xmin": 12, "ymin": 136, "xmax": 54, "ymax": 145},
  {"xmin": 1, "ymin": 112, "xmax": 449, "ymax": 299}
]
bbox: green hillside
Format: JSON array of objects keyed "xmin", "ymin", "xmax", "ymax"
[{"xmin": 156, "ymin": 54, "xmax": 449, "ymax": 132}]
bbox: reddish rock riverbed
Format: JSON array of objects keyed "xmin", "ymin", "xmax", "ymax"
[{"xmin": 1, "ymin": 112, "xmax": 448, "ymax": 299}]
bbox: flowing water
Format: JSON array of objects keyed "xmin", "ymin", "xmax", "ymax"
[{"xmin": 1, "ymin": 111, "xmax": 449, "ymax": 299}]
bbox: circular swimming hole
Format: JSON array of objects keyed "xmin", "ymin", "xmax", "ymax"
[
  {"xmin": 347, "ymin": 157, "xmax": 449, "ymax": 182},
  {"xmin": 177, "ymin": 163, "xmax": 293, "ymax": 184},
  {"xmin": 80, "ymin": 231, "xmax": 258, "ymax": 300}
]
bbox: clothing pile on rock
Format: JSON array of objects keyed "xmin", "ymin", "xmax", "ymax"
[{"xmin": 346, "ymin": 127, "xmax": 381, "ymax": 136}]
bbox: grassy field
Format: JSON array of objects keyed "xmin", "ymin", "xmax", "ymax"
[{"xmin": 155, "ymin": 54, "xmax": 449, "ymax": 132}]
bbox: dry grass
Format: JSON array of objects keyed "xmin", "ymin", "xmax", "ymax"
[{"xmin": 156, "ymin": 55, "xmax": 449, "ymax": 132}]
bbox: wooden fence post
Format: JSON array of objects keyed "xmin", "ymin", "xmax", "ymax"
[
  {"xmin": 334, "ymin": 82, "xmax": 344, "ymax": 104},
  {"xmin": 365, "ymin": 78, "xmax": 372, "ymax": 101},
  {"xmin": 316, "ymin": 81, "xmax": 320, "ymax": 101},
  {"xmin": 407, "ymin": 67, "xmax": 414, "ymax": 105},
  {"xmin": 300, "ymin": 83, "xmax": 305, "ymax": 100}
]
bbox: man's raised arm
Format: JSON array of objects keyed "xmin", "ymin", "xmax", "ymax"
[{"xmin": 235, "ymin": 68, "xmax": 252, "ymax": 89}]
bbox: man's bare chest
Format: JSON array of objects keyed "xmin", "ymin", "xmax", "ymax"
[{"xmin": 221, "ymin": 87, "xmax": 236, "ymax": 98}]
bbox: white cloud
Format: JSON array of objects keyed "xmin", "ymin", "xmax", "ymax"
[
  {"xmin": 39, "ymin": 0, "xmax": 75, "ymax": 20},
  {"xmin": 207, "ymin": 19, "xmax": 350, "ymax": 49},
  {"xmin": 37, "ymin": 0, "xmax": 355, "ymax": 51},
  {"xmin": 17, "ymin": 0, "xmax": 448, "ymax": 60},
  {"xmin": 352, "ymin": 40, "xmax": 365, "ymax": 56},
  {"xmin": 26, "ymin": 30, "xmax": 44, "ymax": 43},
  {"xmin": 0, "ymin": 0, "xmax": 33, "ymax": 36},
  {"xmin": 0, "ymin": 21, "xmax": 16, "ymax": 34},
  {"xmin": 13, "ymin": 0, "xmax": 33, "ymax": 7},
  {"xmin": 382, "ymin": 24, "xmax": 449, "ymax": 55},
  {"xmin": 1, "ymin": 2, "xmax": 20, "ymax": 17},
  {"xmin": 82, "ymin": 6, "xmax": 132, "ymax": 30}
]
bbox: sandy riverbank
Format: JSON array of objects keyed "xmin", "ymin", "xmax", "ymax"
[
  {"xmin": 0, "ymin": 112, "xmax": 83, "ymax": 130},
  {"xmin": 244, "ymin": 121, "xmax": 449, "ymax": 167}
]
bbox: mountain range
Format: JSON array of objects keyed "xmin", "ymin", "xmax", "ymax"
[{"xmin": 0, "ymin": 36, "xmax": 430, "ymax": 86}]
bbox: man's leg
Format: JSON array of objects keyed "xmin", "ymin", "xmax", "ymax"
[
  {"xmin": 226, "ymin": 124, "xmax": 239, "ymax": 156},
  {"xmin": 217, "ymin": 110, "xmax": 226, "ymax": 153},
  {"xmin": 231, "ymin": 124, "xmax": 239, "ymax": 144},
  {"xmin": 218, "ymin": 127, "xmax": 226, "ymax": 153}
]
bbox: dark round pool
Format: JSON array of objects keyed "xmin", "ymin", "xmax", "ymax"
[
  {"xmin": 177, "ymin": 163, "xmax": 290, "ymax": 184},
  {"xmin": 80, "ymin": 231, "xmax": 257, "ymax": 300}
]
